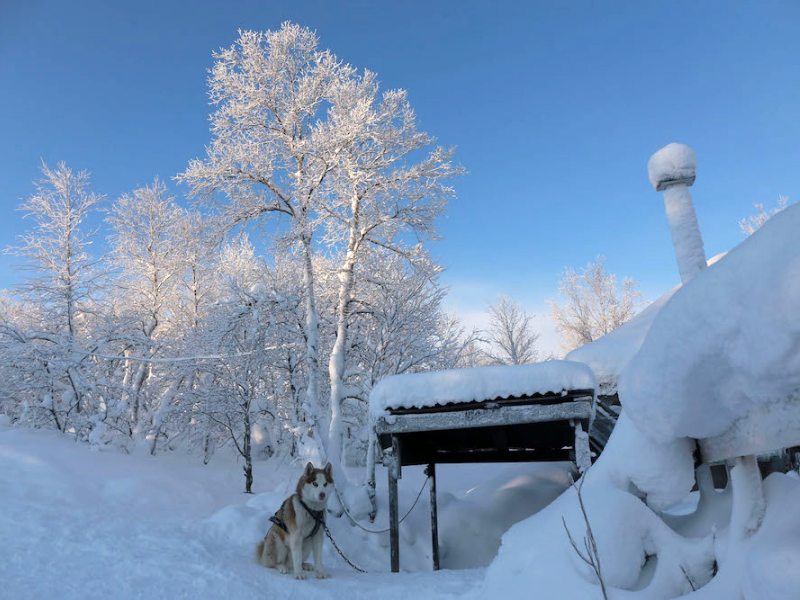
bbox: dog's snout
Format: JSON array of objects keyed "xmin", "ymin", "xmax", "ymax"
[{"xmin": 319, "ymin": 492, "xmax": 326, "ymax": 499}]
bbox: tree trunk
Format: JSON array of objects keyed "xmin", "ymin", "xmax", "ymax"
[
  {"xmin": 365, "ymin": 428, "xmax": 378, "ymax": 522},
  {"xmin": 243, "ymin": 410, "xmax": 253, "ymax": 494},
  {"xmin": 300, "ymin": 234, "xmax": 326, "ymax": 461},
  {"xmin": 328, "ymin": 251, "xmax": 358, "ymax": 475},
  {"xmin": 329, "ymin": 190, "xmax": 361, "ymax": 480}
]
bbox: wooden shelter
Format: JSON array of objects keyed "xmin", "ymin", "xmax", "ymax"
[{"xmin": 370, "ymin": 362, "xmax": 596, "ymax": 572}]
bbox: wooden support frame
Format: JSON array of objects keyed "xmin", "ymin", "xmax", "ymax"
[
  {"xmin": 376, "ymin": 388, "xmax": 595, "ymax": 573},
  {"xmin": 427, "ymin": 462, "xmax": 439, "ymax": 570},
  {"xmin": 388, "ymin": 435, "xmax": 401, "ymax": 573}
]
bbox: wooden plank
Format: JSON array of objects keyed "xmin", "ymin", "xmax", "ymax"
[
  {"xmin": 389, "ymin": 435, "xmax": 400, "ymax": 573},
  {"xmin": 428, "ymin": 463, "xmax": 439, "ymax": 571},
  {"xmin": 387, "ymin": 390, "xmax": 595, "ymax": 415},
  {"xmin": 376, "ymin": 401, "xmax": 592, "ymax": 435},
  {"xmin": 400, "ymin": 448, "xmax": 575, "ymax": 465}
]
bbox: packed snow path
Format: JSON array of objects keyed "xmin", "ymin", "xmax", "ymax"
[{"xmin": 0, "ymin": 427, "xmax": 489, "ymax": 600}]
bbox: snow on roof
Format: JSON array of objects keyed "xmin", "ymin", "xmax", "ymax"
[
  {"xmin": 647, "ymin": 143, "xmax": 697, "ymax": 190},
  {"xmin": 369, "ymin": 360, "xmax": 596, "ymax": 418},
  {"xmin": 566, "ymin": 253, "xmax": 726, "ymax": 396},
  {"xmin": 620, "ymin": 202, "xmax": 800, "ymax": 446}
]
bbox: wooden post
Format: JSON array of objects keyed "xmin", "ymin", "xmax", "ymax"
[
  {"xmin": 574, "ymin": 421, "xmax": 591, "ymax": 474},
  {"xmin": 427, "ymin": 462, "xmax": 440, "ymax": 571},
  {"xmin": 389, "ymin": 435, "xmax": 401, "ymax": 573}
]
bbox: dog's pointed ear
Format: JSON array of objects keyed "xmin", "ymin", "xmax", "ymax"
[
  {"xmin": 304, "ymin": 461, "xmax": 315, "ymax": 476},
  {"xmin": 323, "ymin": 462, "xmax": 332, "ymax": 476}
]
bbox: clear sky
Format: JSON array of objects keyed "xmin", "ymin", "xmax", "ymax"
[{"xmin": 1, "ymin": 0, "xmax": 799, "ymax": 353}]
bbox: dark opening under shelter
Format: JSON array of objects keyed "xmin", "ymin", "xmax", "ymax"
[{"xmin": 369, "ymin": 361, "xmax": 598, "ymax": 572}]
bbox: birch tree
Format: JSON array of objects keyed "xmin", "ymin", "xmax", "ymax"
[
  {"xmin": 348, "ymin": 249, "xmax": 475, "ymax": 517},
  {"xmin": 323, "ymin": 71, "xmax": 463, "ymax": 474},
  {"xmin": 179, "ymin": 24, "xmax": 353, "ymax": 454},
  {"xmin": 548, "ymin": 255, "xmax": 644, "ymax": 354},
  {"xmin": 107, "ymin": 178, "xmax": 186, "ymax": 437},
  {"xmin": 484, "ymin": 295, "xmax": 540, "ymax": 365},
  {"xmin": 4, "ymin": 162, "xmax": 105, "ymax": 434}
]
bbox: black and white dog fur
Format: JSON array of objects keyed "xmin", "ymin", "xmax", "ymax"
[{"xmin": 255, "ymin": 462, "xmax": 333, "ymax": 580}]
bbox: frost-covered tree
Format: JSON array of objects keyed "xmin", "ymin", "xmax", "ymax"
[
  {"xmin": 179, "ymin": 24, "xmax": 354, "ymax": 453},
  {"xmin": 174, "ymin": 210, "xmax": 220, "ymax": 331},
  {"xmin": 549, "ymin": 256, "xmax": 644, "ymax": 354},
  {"xmin": 188, "ymin": 238, "xmax": 288, "ymax": 492},
  {"xmin": 323, "ymin": 69, "xmax": 463, "ymax": 474},
  {"xmin": 3, "ymin": 162, "xmax": 105, "ymax": 434},
  {"xmin": 739, "ymin": 195, "xmax": 790, "ymax": 236},
  {"xmin": 345, "ymin": 249, "xmax": 475, "ymax": 517},
  {"xmin": 107, "ymin": 178, "xmax": 187, "ymax": 437},
  {"xmin": 484, "ymin": 295, "xmax": 540, "ymax": 365}
]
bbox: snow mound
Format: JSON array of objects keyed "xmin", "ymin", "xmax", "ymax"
[
  {"xmin": 620, "ymin": 202, "xmax": 800, "ymax": 448},
  {"xmin": 647, "ymin": 142, "xmax": 697, "ymax": 190},
  {"xmin": 369, "ymin": 360, "xmax": 596, "ymax": 417},
  {"xmin": 586, "ymin": 412, "xmax": 696, "ymax": 511},
  {"xmin": 439, "ymin": 463, "xmax": 574, "ymax": 569},
  {"xmin": 687, "ymin": 473, "xmax": 800, "ymax": 599},
  {"xmin": 482, "ymin": 471, "xmax": 714, "ymax": 598},
  {"xmin": 202, "ymin": 501, "xmax": 275, "ymax": 546}
]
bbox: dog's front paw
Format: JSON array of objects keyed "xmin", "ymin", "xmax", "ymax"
[
  {"xmin": 277, "ymin": 565, "xmax": 289, "ymax": 574},
  {"xmin": 315, "ymin": 571, "xmax": 331, "ymax": 579},
  {"xmin": 294, "ymin": 573, "xmax": 307, "ymax": 581},
  {"xmin": 302, "ymin": 562, "xmax": 314, "ymax": 571}
]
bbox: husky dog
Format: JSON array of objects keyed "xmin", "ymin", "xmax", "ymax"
[{"xmin": 256, "ymin": 462, "xmax": 333, "ymax": 580}]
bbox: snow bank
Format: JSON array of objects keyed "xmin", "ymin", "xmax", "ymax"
[
  {"xmin": 586, "ymin": 412, "xmax": 696, "ymax": 511},
  {"xmin": 620, "ymin": 202, "xmax": 800, "ymax": 448},
  {"xmin": 647, "ymin": 142, "xmax": 697, "ymax": 190},
  {"xmin": 369, "ymin": 360, "xmax": 596, "ymax": 417},
  {"xmin": 437, "ymin": 463, "xmax": 574, "ymax": 569},
  {"xmin": 684, "ymin": 473, "xmax": 800, "ymax": 600},
  {"xmin": 483, "ymin": 477, "xmax": 714, "ymax": 598}
]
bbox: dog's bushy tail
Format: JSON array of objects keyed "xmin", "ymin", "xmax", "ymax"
[{"xmin": 255, "ymin": 539, "xmax": 265, "ymax": 565}]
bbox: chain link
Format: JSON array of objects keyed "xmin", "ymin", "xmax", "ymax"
[{"xmin": 324, "ymin": 476, "xmax": 431, "ymax": 573}]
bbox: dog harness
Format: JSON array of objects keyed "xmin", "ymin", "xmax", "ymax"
[{"xmin": 269, "ymin": 498, "xmax": 325, "ymax": 539}]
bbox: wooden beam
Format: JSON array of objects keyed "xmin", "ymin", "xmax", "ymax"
[
  {"xmin": 376, "ymin": 401, "xmax": 592, "ymax": 435},
  {"xmin": 427, "ymin": 463, "xmax": 440, "ymax": 571},
  {"xmin": 388, "ymin": 435, "xmax": 400, "ymax": 573},
  {"xmin": 407, "ymin": 448, "xmax": 575, "ymax": 465}
]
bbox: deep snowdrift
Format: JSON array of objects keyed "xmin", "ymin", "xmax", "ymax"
[
  {"xmin": 621, "ymin": 203, "xmax": 800, "ymax": 448},
  {"xmin": 484, "ymin": 204, "xmax": 800, "ymax": 599}
]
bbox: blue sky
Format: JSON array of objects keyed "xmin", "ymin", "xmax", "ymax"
[{"xmin": 1, "ymin": 0, "xmax": 798, "ymax": 352}]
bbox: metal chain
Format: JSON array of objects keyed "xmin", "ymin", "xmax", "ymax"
[
  {"xmin": 333, "ymin": 476, "xmax": 429, "ymax": 534},
  {"xmin": 323, "ymin": 476, "xmax": 431, "ymax": 573},
  {"xmin": 324, "ymin": 524, "xmax": 368, "ymax": 574}
]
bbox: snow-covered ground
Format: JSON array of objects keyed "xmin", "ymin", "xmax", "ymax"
[{"xmin": 0, "ymin": 419, "xmax": 573, "ymax": 599}]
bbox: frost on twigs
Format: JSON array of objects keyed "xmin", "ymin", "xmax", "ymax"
[{"xmin": 647, "ymin": 143, "xmax": 697, "ymax": 191}]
